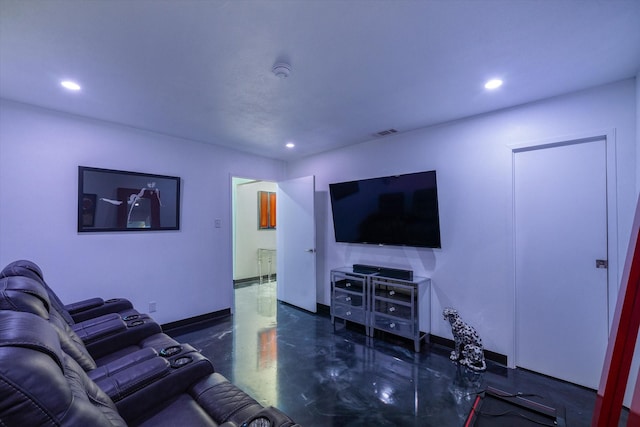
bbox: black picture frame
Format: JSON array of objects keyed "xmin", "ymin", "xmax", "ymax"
[{"xmin": 78, "ymin": 166, "xmax": 181, "ymax": 232}]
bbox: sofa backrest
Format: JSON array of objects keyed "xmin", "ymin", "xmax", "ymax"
[
  {"xmin": 0, "ymin": 275, "xmax": 97, "ymax": 371},
  {"xmin": 0, "ymin": 311, "xmax": 127, "ymax": 426}
]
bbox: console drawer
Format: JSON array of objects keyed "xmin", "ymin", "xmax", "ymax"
[
  {"xmin": 373, "ymin": 300, "xmax": 411, "ymax": 319},
  {"xmin": 332, "ymin": 303, "xmax": 365, "ymax": 324},
  {"xmin": 334, "ymin": 277, "xmax": 364, "ymax": 293},
  {"xmin": 372, "ymin": 314, "xmax": 413, "ymax": 337},
  {"xmin": 373, "ymin": 286, "xmax": 412, "ymax": 304},
  {"xmin": 334, "ymin": 290, "xmax": 363, "ymax": 307}
]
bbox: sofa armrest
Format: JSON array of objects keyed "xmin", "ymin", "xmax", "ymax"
[
  {"xmin": 82, "ymin": 318, "xmax": 162, "ymax": 360},
  {"xmin": 190, "ymin": 372, "xmax": 264, "ymax": 425},
  {"xmin": 89, "ymin": 347, "xmax": 158, "ymax": 382},
  {"xmin": 95, "ymin": 356, "xmax": 171, "ymax": 401},
  {"xmin": 115, "ymin": 351, "xmax": 215, "ymax": 421},
  {"xmin": 71, "ymin": 313, "xmax": 127, "ymax": 343},
  {"xmin": 70, "ymin": 298, "xmax": 135, "ymax": 323},
  {"xmin": 65, "ymin": 297, "xmax": 103, "ymax": 314},
  {"xmin": 189, "ymin": 373, "xmax": 300, "ymax": 426}
]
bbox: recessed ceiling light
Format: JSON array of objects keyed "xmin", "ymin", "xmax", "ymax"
[
  {"xmin": 484, "ymin": 79, "xmax": 503, "ymax": 90},
  {"xmin": 60, "ymin": 80, "xmax": 81, "ymax": 91},
  {"xmin": 286, "ymin": 142, "xmax": 295, "ymax": 148}
]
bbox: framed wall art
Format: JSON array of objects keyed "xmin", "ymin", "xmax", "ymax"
[
  {"xmin": 258, "ymin": 191, "xmax": 276, "ymax": 229},
  {"xmin": 78, "ymin": 166, "xmax": 181, "ymax": 232}
]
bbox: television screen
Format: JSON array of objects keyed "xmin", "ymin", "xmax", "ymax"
[{"xmin": 329, "ymin": 170, "xmax": 441, "ymax": 248}]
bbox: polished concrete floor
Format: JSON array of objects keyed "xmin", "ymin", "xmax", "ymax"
[{"xmin": 171, "ymin": 281, "xmax": 612, "ymax": 426}]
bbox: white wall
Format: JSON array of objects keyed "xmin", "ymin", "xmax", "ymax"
[
  {"xmin": 287, "ymin": 78, "xmax": 638, "ymax": 364},
  {"xmin": 234, "ymin": 180, "xmax": 277, "ymax": 281},
  {"xmin": 0, "ymin": 100, "xmax": 285, "ymax": 324}
]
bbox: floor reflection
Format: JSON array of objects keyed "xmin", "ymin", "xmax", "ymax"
[
  {"xmin": 233, "ymin": 281, "xmax": 279, "ymax": 406},
  {"xmin": 172, "ymin": 281, "xmax": 603, "ymax": 426}
]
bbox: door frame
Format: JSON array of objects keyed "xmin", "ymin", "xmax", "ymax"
[
  {"xmin": 509, "ymin": 129, "xmax": 618, "ymax": 370},
  {"xmin": 229, "ymin": 173, "xmax": 278, "ymax": 313}
]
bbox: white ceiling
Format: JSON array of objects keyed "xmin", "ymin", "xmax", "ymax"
[{"xmin": 1, "ymin": 1, "xmax": 639, "ymax": 161}]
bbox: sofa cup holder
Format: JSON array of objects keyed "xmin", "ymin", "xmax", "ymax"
[
  {"xmin": 171, "ymin": 355, "xmax": 193, "ymax": 368},
  {"xmin": 159, "ymin": 345, "xmax": 183, "ymax": 358},
  {"xmin": 122, "ymin": 314, "xmax": 139, "ymax": 321},
  {"xmin": 127, "ymin": 319, "xmax": 144, "ymax": 327},
  {"xmin": 241, "ymin": 416, "xmax": 272, "ymax": 427}
]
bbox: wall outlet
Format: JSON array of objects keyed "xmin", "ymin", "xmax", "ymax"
[
  {"xmin": 214, "ymin": 218, "xmax": 221, "ymax": 228},
  {"xmin": 149, "ymin": 301, "xmax": 157, "ymax": 313}
]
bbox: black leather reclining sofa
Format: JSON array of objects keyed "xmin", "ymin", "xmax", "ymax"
[{"xmin": 0, "ymin": 260, "xmax": 300, "ymax": 427}]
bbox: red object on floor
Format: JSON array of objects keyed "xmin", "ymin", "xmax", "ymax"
[
  {"xmin": 591, "ymin": 195, "xmax": 640, "ymax": 427},
  {"xmin": 464, "ymin": 394, "xmax": 482, "ymax": 427}
]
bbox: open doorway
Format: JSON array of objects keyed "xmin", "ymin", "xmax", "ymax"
[
  {"xmin": 231, "ymin": 177, "xmax": 279, "ymax": 400},
  {"xmin": 232, "ymin": 174, "xmax": 317, "ymax": 314},
  {"xmin": 232, "ymin": 177, "xmax": 278, "ymax": 288}
]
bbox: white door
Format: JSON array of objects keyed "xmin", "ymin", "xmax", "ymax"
[
  {"xmin": 514, "ymin": 138, "xmax": 608, "ymax": 389},
  {"xmin": 276, "ymin": 176, "xmax": 316, "ymax": 312}
]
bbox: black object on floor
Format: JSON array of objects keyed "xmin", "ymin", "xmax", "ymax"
[{"xmin": 464, "ymin": 385, "xmax": 566, "ymax": 427}]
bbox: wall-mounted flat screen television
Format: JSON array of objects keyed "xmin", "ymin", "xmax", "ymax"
[{"xmin": 329, "ymin": 170, "xmax": 441, "ymax": 248}]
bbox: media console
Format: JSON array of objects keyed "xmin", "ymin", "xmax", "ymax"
[{"xmin": 330, "ymin": 266, "xmax": 430, "ymax": 352}]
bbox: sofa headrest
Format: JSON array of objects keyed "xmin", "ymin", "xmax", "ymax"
[
  {"xmin": 0, "ymin": 259, "xmax": 45, "ymax": 282},
  {"xmin": 0, "ymin": 260, "xmax": 75, "ymax": 325},
  {"xmin": 0, "ymin": 310, "xmax": 63, "ymax": 370},
  {"xmin": 0, "ymin": 276, "xmax": 51, "ymax": 318}
]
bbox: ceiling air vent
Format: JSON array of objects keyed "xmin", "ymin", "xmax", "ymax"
[{"xmin": 375, "ymin": 128, "xmax": 398, "ymax": 137}]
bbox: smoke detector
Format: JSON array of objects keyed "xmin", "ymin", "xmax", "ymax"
[
  {"xmin": 374, "ymin": 128, "xmax": 398, "ymax": 137},
  {"xmin": 272, "ymin": 62, "xmax": 291, "ymax": 79}
]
